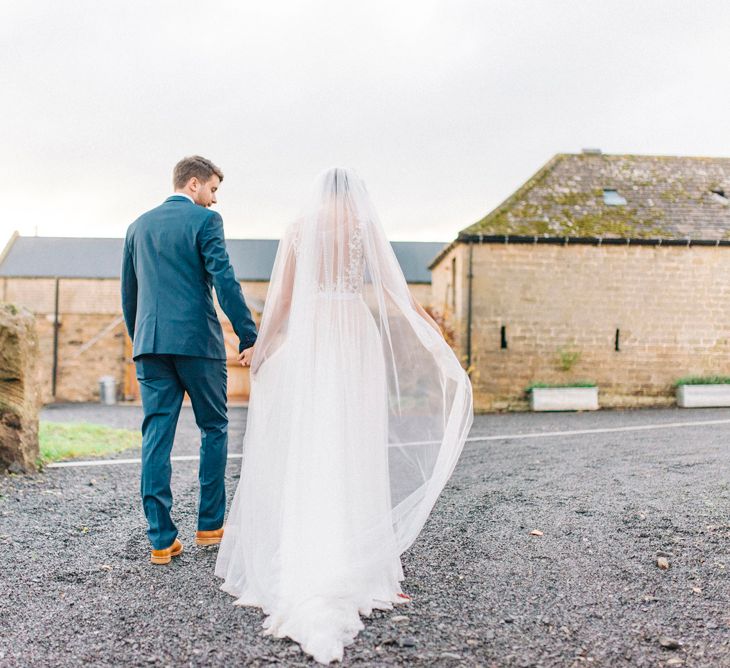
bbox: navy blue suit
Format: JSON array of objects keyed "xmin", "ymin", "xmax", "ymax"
[{"xmin": 121, "ymin": 195, "xmax": 257, "ymax": 549}]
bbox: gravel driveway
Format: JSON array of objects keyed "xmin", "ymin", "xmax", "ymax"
[{"xmin": 1, "ymin": 405, "xmax": 729, "ymax": 667}]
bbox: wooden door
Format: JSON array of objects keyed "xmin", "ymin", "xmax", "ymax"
[
  {"xmin": 222, "ymin": 321, "xmax": 250, "ymax": 402},
  {"xmin": 123, "ymin": 335, "xmax": 139, "ymax": 401}
]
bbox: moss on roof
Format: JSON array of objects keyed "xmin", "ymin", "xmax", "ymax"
[{"xmin": 462, "ymin": 153, "xmax": 730, "ymax": 240}]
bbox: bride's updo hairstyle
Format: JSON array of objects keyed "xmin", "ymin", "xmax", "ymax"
[{"xmin": 328, "ymin": 166, "xmax": 351, "ymax": 194}]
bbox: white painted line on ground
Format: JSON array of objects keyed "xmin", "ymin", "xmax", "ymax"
[
  {"xmin": 45, "ymin": 417, "xmax": 730, "ymax": 469},
  {"xmin": 47, "ymin": 453, "xmax": 244, "ymax": 468},
  {"xmin": 465, "ymin": 417, "xmax": 730, "ymax": 443}
]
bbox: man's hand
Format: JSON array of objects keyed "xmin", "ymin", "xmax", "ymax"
[{"xmin": 238, "ymin": 346, "xmax": 255, "ymax": 367}]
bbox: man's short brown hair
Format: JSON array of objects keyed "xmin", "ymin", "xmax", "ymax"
[{"xmin": 173, "ymin": 156, "xmax": 224, "ymax": 189}]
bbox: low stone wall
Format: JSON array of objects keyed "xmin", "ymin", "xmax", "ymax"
[{"xmin": 0, "ymin": 303, "xmax": 40, "ymax": 472}]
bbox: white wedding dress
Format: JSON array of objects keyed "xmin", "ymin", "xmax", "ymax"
[{"xmin": 216, "ymin": 168, "xmax": 473, "ymax": 664}]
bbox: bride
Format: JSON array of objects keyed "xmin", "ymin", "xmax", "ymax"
[{"xmin": 215, "ymin": 167, "xmax": 473, "ymax": 664}]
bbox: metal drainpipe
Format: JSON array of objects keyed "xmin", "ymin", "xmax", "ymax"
[
  {"xmin": 52, "ymin": 277, "xmax": 60, "ymax": 398},
  {"xmin": 466, "ymin": 242, "xmax": 474, "ymax": 372}
]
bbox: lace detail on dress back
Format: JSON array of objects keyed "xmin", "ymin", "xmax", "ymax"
[{"xmin": 312, "ymin": 219, "xmax": 365, "ymax": 295}]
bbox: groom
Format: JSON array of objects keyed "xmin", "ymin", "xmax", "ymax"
[{"xmin": 121, "ymin": 156, "xmax": 257, "ymax": 565}]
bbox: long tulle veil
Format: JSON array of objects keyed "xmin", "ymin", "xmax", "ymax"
[
  {"xmin": 227, "ymin": 167, "xmax": 472, "ymax": 552},
  {"xmin": 216, "ymin": 167, "xmax": 473, "ymax": 662}
]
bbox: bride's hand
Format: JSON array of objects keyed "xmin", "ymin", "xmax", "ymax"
[{"xmin": 239, "ymin": 346, "xmax": 255, "ymax": 367}]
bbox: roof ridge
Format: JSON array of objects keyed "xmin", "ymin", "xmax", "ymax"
[{"xmin": 563, "ymin": 152, "xmax": 730, "ymax": 161}]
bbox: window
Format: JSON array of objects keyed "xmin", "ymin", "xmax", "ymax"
[{"xmin": 603, "ymin": 189, "xmax": 627, "ymax": 206}]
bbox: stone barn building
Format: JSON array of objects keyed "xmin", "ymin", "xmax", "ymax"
[
  {"xmin": 430, "ymin": 151, "xmax": 730, "ymax": 411},
  {"xmin": 0, "ymin": 234, "xmax": 442, "ymax": 404}
]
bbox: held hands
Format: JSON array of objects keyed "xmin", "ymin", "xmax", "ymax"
[{"xmin": 239, "ymin": 346, "xmax": 255, "ymax": 367}]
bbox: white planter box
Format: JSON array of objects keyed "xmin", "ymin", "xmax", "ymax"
[
  {"xmin": 530, "ymin": 387, "xmax": 599, "ymax": 412},
  {"xmin": 676, "ymin": 384, "xmax": 730, "ymax": 408}
]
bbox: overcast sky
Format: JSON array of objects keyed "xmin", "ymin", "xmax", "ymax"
[{"xmin": 2, "ymin": 0, "xmax": 730, "ymax": 250}]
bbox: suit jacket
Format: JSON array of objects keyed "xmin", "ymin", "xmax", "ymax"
[{"xmin": 121, "ymin": 195, "xmax": 257, "ymax": 360}]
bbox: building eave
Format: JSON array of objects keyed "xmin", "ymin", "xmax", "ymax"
[
  {"xmin": 458, "ymin": 233, "xmax": 730, "ymax": 247},
  {"xmin": 429, "ymin": 232, "xmax": 730, "ymax": 269}
]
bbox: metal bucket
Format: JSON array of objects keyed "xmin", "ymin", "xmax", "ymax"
[{"xmin": 99, "ymin": 376, "xmax": 117, "ymax": 405}]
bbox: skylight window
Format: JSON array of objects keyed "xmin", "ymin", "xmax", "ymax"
[
  {"xmin": 603, "ymin": 189, "xmax": 627, "ymax": 206},
  {"xmin": 710, "ymin": 187, "xmax": 729, "ymax": 205}
]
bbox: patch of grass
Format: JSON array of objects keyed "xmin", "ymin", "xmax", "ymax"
[
  {"xmin": 39, "ymin": 422, "xmax": 141, "ymax": 464},
  {"xmin": 674, "ymin": 376, "xmax": 730, "ymax": 387},
  {"xmin": 526, "ymin": 381, "xmax": 597, "ymax": 393}
]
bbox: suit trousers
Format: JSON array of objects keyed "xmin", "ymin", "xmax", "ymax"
[{"xmin": 135, "ymin": 354, "xmax": 228, "ymax": 550}]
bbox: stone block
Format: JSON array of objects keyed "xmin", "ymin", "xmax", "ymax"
[{"xmin": 0, "ymin": 303, "xmax": 40, "ymax": 472}]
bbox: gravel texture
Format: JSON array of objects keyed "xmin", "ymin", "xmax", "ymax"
[{"xmin": 1, "ymin": 404, "xmax": 729, "ymax": 667}]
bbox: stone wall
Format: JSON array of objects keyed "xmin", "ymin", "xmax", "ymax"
[
  {"xmin": 1, "ymin": 279, "xmax": 125, "ymax": 403},
  {"xmin": 54, "ymin": 314, "xmax": 128, "ymax": 403},
  {"xmin": 1, "ymin": 276, "xmax": 433, "ymax": 403},
  {"xmin": 433, "ymin": 242, "xmax": 730, "ymax": 412},
  {"xmin": 406, "ymin": 283, "xmax": 433, "ymax": 310},
  {"xmin": 1, "ymin": 277, "xmax": 122, "ymax": 315},
  {"xmin": 430, "ymin": 244, "xmax": 469, "ymax": 357}
]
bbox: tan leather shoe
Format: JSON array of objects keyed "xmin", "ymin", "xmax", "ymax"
[
  {"xmin": 195, "ymin": 527, "xmax": 224, "ymax": 546},
  {"xmin": 150, "ymin": 538, "xmax": 183, "ymax": 565}
]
